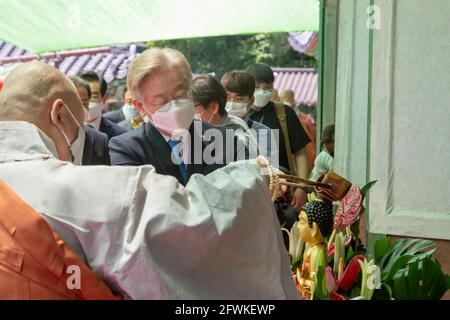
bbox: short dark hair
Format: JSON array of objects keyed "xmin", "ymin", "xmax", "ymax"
[
  {"xmin": 191, "ymin": 75, "xmax": 227, "ymax": 117},
  {"xmin": 69, "ymin": 76, "xmax": 91, "ymax": 99},
  {"xmin": 79, "ymin": 71, "xmax": 107, "ymax": 98},
  {"xmin": 321, "ymin": 124, "xmax": 335, "ymax": 146},
  {"xmin": 245, "ymin": 63, "xmax": 274, "ymax": 84},
  {"xmin": 220, "ymin": 70, "xmax": 255, "ymax": 97}
]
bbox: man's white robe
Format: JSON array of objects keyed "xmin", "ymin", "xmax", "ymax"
[{"xmin": 0, "ymin": 121, "xmax": 297, "ymax": 300}]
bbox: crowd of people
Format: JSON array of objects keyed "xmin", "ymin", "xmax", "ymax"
[{"xmin": 0, "ymin": 47, "xmax": 334, "ymax": 299}]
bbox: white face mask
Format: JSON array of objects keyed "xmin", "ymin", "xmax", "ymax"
[
  {"xmin": 59, "ymin": 104, "xmax": 85, "ymax": 165},
  {"xmin": 122, "ymin": 103, "xmax": 140, "ymax": 121},
  {"xmin": 147, "ymin": 99, "xmax": 194, "ymax": 136},
  {"xmin": 86, "ymin": 102, "xmax": 103, "ymax": 122},
  {"xmin": 253, "ymin": 89, "xmax": 273, "ymax": 108},
  {"xmin": 225, "ymin": 101, "xmax": 248, "ymax": 118}
]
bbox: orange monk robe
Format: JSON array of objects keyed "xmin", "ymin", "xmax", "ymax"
[{"xmin": 0, "ymin": 181, "xmax": 120, "ymax": 300}]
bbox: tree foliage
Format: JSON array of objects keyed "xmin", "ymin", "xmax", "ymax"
[{"xmin": 148, "ymin": 33, "xmax": 317, "ymax": 79}]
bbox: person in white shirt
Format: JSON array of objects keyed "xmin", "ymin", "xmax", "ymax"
[{"xmin": 310, "ymin": 124, "xmax": 335, "ymax": 181}]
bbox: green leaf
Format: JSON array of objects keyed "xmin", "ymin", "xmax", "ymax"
[
  {"xmin": 380, "ymin": 239, "xmax": 434, "ymax": 273},
  {"xmin": 345, "ymin": 246, "xmax": 354, "ymax": 266},
  {"xmin": 350, "ymin": 218, "xmax": 360, "ymax": 239},
  {"xmin": 360, "ymin": 180, "xmax": 377, "ymax": 200},
  {"xmin": 384, "ymin": 283, "xmax": 393, "ymax": 300},
  {"xmin": 374, "ymin": 237, "xmax": 391, "ymax": 264},
  {"xmin": 349, "ymin": 286, "xmax": 361, "ymax": 299},
  {"xmin": 391, "ymin": 257, "xmax": 450, "ymax": 300},
  {"xmin": 408, "ymin": 239, "xmax": 435, "ymax": 253},
  {"xmin": 313, "ymin": 266, "xmax": 330, "ymax": 300},
  {"xmin": 421, "ymin": 259, "xmax": 444, "ymax": 299},
  {"xmin": 292, "ymin": 260, "xmax": 301, "ymax": 272},
  {"xmin": 374, "ymin": 281, "xmax": 394, "ymax": 300},
  {"xmin": 406, "ymin": 260, "xmax": 420, "ymax": 299},
  {"xmin": 384, "ymin": 255, "xmax": 414, "ymax": 281},
  {"xmin": 393, "ymin": 272, "xmax": 411, "ymax": 299}
]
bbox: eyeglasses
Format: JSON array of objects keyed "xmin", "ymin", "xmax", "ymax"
[{"xmin": 144, "ymin": 90, "xmax": 191, "ymax": 112}]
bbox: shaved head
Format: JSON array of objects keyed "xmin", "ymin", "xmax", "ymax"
[
  {"xmin": 0, "ymin": 61, "xmax": 83, "ymax": 122},
  {"xmin": 0, "ymin": 61, "xmax": 85, "ymax": 162}
]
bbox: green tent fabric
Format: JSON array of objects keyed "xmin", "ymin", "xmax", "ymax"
[{"xmin": 0, "ymin": 0, "xmax": 319, "ymax": 53}]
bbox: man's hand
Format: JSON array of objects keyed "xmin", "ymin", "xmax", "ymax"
[{"xmin": 291, "ymin": 188, "xmax": 308, "ymax": 211}]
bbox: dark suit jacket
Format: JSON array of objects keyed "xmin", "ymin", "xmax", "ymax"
[
  {"xmin": 109, "ymin": 120, "xmax": 237, "ymax": 185},
  {"xmin": 83, "ymin": 125, "xmax": 111, "ymax": 165},
  {"xmin": 99, "ymin": 116, "xmax": 127, "ymax": 140},
  {"xmin": 103, "ymin": 109, "xmax": 125, "ymax": 124}
]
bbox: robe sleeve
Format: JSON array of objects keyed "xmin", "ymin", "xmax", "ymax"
[{"xmin": 89, "ymin": 161, "xmax": 298, "ymax": 299}]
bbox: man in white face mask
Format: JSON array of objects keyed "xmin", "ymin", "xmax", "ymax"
[
  {"xmin": 245, "ymin": 63, "xmax": 312, "ymax": 212},
  {"xmin": 0, "ymin": 61, "xmax": 297, "ymax": 300},
  {"xmin": 109, "ymin": 48, "xmax": 238, "ymax": 186},
  {"xmin": 221, "ymin": 70, "xmax": 280, "ymax": 167},
  {"xmin": 190, "ymin": 74, "xmax": 253, "ymax": 160},
  {"xmin": 79, "ymin": 71, "xmax": 126, "ymax": 140},
  {"xmin": 104, "ymin": 88, "xmax": 144, "ymax": 131},
  {"xmin": 70, "ymin": 76, "xmax": 111, "ymax": 166}
]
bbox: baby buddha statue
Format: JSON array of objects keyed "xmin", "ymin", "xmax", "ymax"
[{"xmin": 297, "ymin": 198, "xmax": 334, "ymax": 299}]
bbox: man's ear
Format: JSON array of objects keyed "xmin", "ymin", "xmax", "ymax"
[
  {"xmin": 249, "ymin": 96, "xmax": 255, "ymax": 107},
  {"xmin": 209, "ymin": 101, "xmax": 219, "ymax": 114},
  {"xmin": 133, "ymin": 98, "xmax": 145, "ymax": 115},
  {"xmin": 50, "ymin": 99, "xmax": 65, "ymax": 129}
]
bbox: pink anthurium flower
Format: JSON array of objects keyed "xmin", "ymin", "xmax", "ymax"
[
  {"xmin": 334, "ymin": 185, "xmax": 363, "ymax": 229},
  {"xmin": 325, "ymin": 266, "xmax": 337, "ymax": 293}
]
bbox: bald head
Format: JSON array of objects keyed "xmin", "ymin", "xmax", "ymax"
[
  {"xmin": 0, "ymin": 61, "xmax": 83, "ymax": 122},
  {"xmin": 0, "ymin": 61, "xmax": 86, "ymax": 162}
]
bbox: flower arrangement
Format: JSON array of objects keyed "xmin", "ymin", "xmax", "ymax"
[{"xmin": 283, "ymin": 180, "xmax": 450, "ymax": 300}]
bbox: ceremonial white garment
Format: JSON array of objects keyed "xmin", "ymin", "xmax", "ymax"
[{"xmin": 0, "ymin": 121, "xmax": 298, "ymax": 300}]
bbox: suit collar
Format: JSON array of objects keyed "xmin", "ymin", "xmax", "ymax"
[
  {"xmin": 186, "ymin": 120, "xmax": 208, "ymax": 179},
  {"xmin": 143, "ymin": 121, "xmax": 209, "ymax": 185},
  {"xmin": 143, "ymin": 122, "xmax": 184, "ymax": 183}
]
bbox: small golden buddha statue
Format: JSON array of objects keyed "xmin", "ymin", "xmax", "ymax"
[{"xmin": 297, "ymin": 198, "xmax": 334, "ymax": 299}]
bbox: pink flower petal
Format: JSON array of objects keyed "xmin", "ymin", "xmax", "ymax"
[{"xmin": 325, "ymin": 266, "xmax": 337, "ymax": 293}]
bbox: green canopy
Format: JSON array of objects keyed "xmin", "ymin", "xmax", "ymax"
[{"xmin": 0, "ymin": 0, "xmax": 319, "ymax": 53}]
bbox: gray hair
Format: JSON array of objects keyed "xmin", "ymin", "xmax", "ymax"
[{"xmin": 127, "ymin": 47, "xmax": 192, "ymax": 101}]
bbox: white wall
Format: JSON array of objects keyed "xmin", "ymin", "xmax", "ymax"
[{"xmin": 335, "ymin": 0, "xmax": 450, "ymax": 240}]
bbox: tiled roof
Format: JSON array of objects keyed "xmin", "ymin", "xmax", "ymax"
[
  {"xmin": 288, "ymin": 31, "xmax": 318, "ymax": 56},
  {"xmin": 273, "ymin": 67, "xmax": 318, "ymax": 106},
  {"xmin": 1, "ymin": 41, "xmax": 318, "ymax": 107},
  {"xmin": 0, "ymin": 40, "xmax": 146, "ymax": 83}
]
